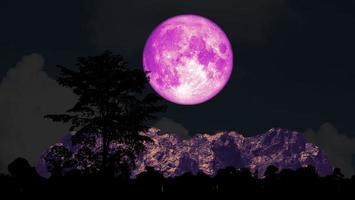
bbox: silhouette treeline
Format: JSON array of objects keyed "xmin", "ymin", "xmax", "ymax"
[{"xmin": 1, "ymin": 157, "xmax": 354, "ymax": 195}]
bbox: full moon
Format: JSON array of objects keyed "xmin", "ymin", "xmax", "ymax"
[{"xmin": 143, "ymin": 14, "xmax": 233, "ymax": 105}]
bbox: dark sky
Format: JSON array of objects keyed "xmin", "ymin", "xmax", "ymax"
[{"xmin": 1, "ymin": 0, "xmax": 355, "ymax": 175}]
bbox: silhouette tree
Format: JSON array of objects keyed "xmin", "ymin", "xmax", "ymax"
[
  {"xmin": 215, "ymin": 166, "xmax": 237, "ymax": 192},
  {"xmin": 44, "ymin": 144, "xmax": 75, "ymax": 177},
  {"xmin": 45, "ymin": 51, "xmax": 166, "ymax": 176},
  {"xmin": 8, "ymin": 158, "xmax": 37, "ymax": 179},
  {"xmin": 264, "ymin": 165, "xmax": 279, "ymax": 179},
  {"xmin": 8, "ymin": 158, "xmax": 44, "ymax": 194},
  {"xmin": 332, "ymin": 168, "xmax": 344, "ymax": 180},
  {"xmin": 135, "ymin": 166, "xmax": 164, "ymax": 193}
]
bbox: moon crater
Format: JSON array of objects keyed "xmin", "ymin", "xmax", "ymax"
[{"xmin": 143, "ymin": 15, "xmax": 233, "ymax": 105}]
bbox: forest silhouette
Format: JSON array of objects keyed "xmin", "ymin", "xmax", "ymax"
[{"xmin": 0, "ymin": 157, "xmax": 354, "ymax": 195}]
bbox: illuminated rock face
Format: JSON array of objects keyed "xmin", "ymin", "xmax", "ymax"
[
  {"xmin": 37, "ymin": 128, "xmax": 333, "ymax": 178},
  {"xmin": 133, "ymin": 128, "xmax": 333, "ymax": 177}
]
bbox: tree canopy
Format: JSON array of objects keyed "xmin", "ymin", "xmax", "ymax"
[{"xmin": 45, "ymin": 51, "xmax": 166, "ymax": 175}]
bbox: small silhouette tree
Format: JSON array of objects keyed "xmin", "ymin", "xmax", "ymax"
[
  {"xmin": 44, "ymin": 144, "xmax": 75, "ymax": 177},
  {"xmin": 264, "ymin": 165, "xmax": 279, "ymax": 179},
  {"xmin": 45, "ymin": 51, "xmax": 166, "ymax": 176}
]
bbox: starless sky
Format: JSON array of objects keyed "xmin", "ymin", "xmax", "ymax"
[{"xmin": 1, "ymin": 0, "xmax": 355, "ymax": 175}]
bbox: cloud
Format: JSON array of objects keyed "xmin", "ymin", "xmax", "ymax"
[
  {"xmin": 0, "ymin": 54, "xmax": 77, "ymax": 173},
  {"xmin": 153, "ymin": 117, "xmax": 190, "ymax": 139},
  {"xmin": 304, "ymin": 123, "xmax": 355, "ymax": 177}
]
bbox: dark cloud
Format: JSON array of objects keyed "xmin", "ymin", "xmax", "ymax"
[
  {"xmin": 304, "ymin": 123, "xmax": 355, "ymax": 177},
  {"xmin": 153, "ymin": 117, "xmax": 190, "ymax": 139},
  {"xmin": 0, "ymin": 54, "xmax": 77, "ymax": 172}
]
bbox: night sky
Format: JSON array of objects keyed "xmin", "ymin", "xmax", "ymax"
[{"xmin": 1, "ymin": 0, "xmax": 355, "ymax": 175}]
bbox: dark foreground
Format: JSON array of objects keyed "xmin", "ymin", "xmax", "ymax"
[{"xmin": 1, "ymin": 158, "xmax": 354, "ymax": 196}]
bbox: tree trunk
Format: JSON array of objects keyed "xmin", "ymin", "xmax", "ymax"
[
  {"xmin": 101, "ymin": 103, "xmax": 110, "ymax": 177},
  {"xmin": 102, "ymin": 131, "xmax": 109, "ymax": 176}
]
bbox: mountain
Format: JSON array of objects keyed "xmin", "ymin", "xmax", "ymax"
[
  {"xmin": 37, "ymin": 128, "xmax": 333, "ymax": 178},
  {"xmin": 133, "ymin": 128, "xmax": 332, "ymax": 177}
]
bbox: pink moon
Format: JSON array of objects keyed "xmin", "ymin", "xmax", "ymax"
[{"xmin": 143, "ymin": 14, "xmax": 233, "ymax": 105}]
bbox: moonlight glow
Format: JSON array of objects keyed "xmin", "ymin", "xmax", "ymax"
[{"xmin": 143, "ymin": 14, "xmax": 233, "ymax": 105}]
